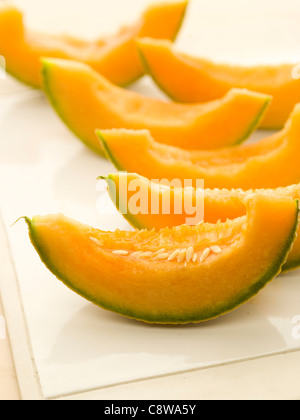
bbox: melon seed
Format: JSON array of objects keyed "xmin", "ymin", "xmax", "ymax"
[
  {"xmin": 177, "ymin": 249, "xmax": 187, "ymax": 263},
  {"xmin": 186, "ymin": 247, "xmax": 195, "ymax": 262},
  {"xmin": 131, "ymin": 251, "xmax": 143, "ymax": 258},
  {"xmin": 90, "ymin": 237, "xmax": 101, "ymax": 245},
  {"xmin": 153, "ymin": 248, "xmax": 166, "ymax": 257},
  {"xmin": 200, "ymin": 248, "xmax": 211, "ymax": 262},
  {"xmin": 139, "ymin": 251, "xmax": 153, "ymax": 259},
  {"xmin": 154, "ymin": 253, "xmax": 169, "ymax": 261},
  {"xmin": 112, "ymin": 250, "xmax": 129, "ymax": 256},
  {"xmin": 168, "ymin": 250, "xmax": 180, "ymax": 261},
  {"xmin": 211, "ymin": 245, "xmax": 222, "ymax": 254}
]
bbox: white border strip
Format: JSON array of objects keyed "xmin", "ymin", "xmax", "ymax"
[{"xmin": 0, "ymin": 213, "xmax": 43, "ymax": 400}]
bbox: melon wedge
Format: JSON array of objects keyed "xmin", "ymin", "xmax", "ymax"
[
  {"xmin": 137, "ymin": 38, "xmax": 300, "ymax": 129},
  {"xmin": 41, "ymin": 58, "xmax": 271, "ymax": 155},
  {"xmin": 102, "ymin": 172, "xmax": 300, "ymax": 272},
  {"xmin": 25, "ymin": 194, "xmax": 299, "ymax": 324},
  {"xmin": 0, "ymin": 2, "xmax": 188, "ymax": 88},
  {"xmin": 98, "ymin": 103, "xmax": 300, "ymax": 190}
]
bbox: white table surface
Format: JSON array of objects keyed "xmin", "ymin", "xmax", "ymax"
[{"xmin": 2, "ymin": 0, "xmax": 300, "ymax": 401}]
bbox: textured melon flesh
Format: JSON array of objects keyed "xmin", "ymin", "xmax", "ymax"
[
  {"xmin": 0, "ymin": 2, "xmax": 187, "ymax": 88},
  {"xmin": 137, "ymin": 38, "xmax": 300, "ymax": 129},
  {"xmin": 103, "ymin": 173, "xmax": 300, "ymax": 272},
  {"xmin": 26, "ymin": 195, "xmax": 298, "ymax": 324},
  {"xmin": 98, "ymin": 103, "xmax": 300, "ymax": 190},
  {"xmin": 41, "ymin": 58, "xmax": 271, "ymax": 154}
]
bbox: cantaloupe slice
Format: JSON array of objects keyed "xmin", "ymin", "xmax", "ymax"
[
  {"xmin": 0, "ymin": 2, "xmax": 188, "ymax": 88},
  {"xmin": 102, "ymin": 172, "xmax": 300, "ymax": 272},
  {"xmin": 97, "ymin": 103, "xmax": 300, "ymax": 190},
  {"xmin": 137, "ymin": 38, "xmax": 300, "ymax": 129},
  {"xmin": 41, "ymin": 58, "xmax": 271, "ymax": 154},
  {"xmin": 25, "ymin": 194, "xmax": 299, "ymax": 324}
]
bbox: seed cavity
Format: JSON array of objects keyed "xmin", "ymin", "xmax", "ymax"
[
  {"xmin": 211, "ymin": 245, "xmax": 222, "ymax": 254},
  {"xmin": 112, "ymin": 250, "xmax": 129, "ymax": 256},
  {"xmin": 111, "ymin": 245, "xmax": 220, "ymax": 263},
  {"xmin": 200, "ymin": 248, "xmax": 211, "ymax": 262}
]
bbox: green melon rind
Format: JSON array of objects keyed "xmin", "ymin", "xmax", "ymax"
[
  {"xmin": 25, "ymin": 200, "xmax": 299, "ymax": 324},
  {"xmin": 235, "ymin": 96, "xmax": 271, "ymax": 144},
  {"xmin": 136, "ymin": 42, "xmax": 183, "ymax": 104},
  {"xmin": 97, "ymin": 131, "xmax": 126, "ymax": 170},
  {"xmin": 41, "ymin": 59, "xmax": 106, "ymax": 157},
  {"xmin": 282, "ymin": 255, "xmax": 300, "ymax": 273},
  {"xmin": 137, "ymin": 43, "xmax": 272, "ymax": 146},
  {"xmin": 98, "ymin": 175, "xmax": 147, "ymax": 231},
  {"xmin": 25, "ymin": 216, "xmax": 141, "ymax": 322}
]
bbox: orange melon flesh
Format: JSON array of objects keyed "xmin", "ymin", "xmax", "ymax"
[
  {"xmin": 41, "ymin": 58, "xmax": 271, "ymax": 155},
  {"xmin": 0, "ymin": 2, "xmax": 188, "ymax": 88},
  {"xmin": 98, "ymin": 103, "xmax": 300, "ymax": 190},
  {"xmin": 26, "ymin": 194, "xmax": 299, "ymax": 324},
  {"xmin": 102, "ymin": 173, "xmax": 300, "ymax": 272},
  {"xmin": 137, "ymin": 38, "xmax": 300, "ymax": 129}
]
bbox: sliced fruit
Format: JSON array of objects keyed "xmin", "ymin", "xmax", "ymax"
[
  {"xmin": 0, "ymin": 2, "xmax": 188, "ymax": 88},
  {"xmin": 98, "ymin": 103, "xmax": 300, "ymax": 190},
  {"xmin": 41, "ymin": 58, "xmax": 271, "ymax": 155},
  {"xmin": 25, "ymin": 194, "xmax": 299, "ymax": 324},
  {"xmin": 102, "ymin": 173, "xmax": 300, "ymax": 272},
  {"xmin": 137, "ymin": 38, "xmax": 300, "ymax": 129}
]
